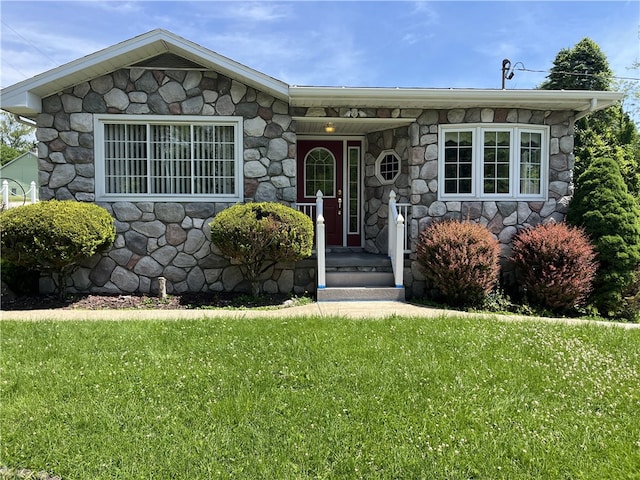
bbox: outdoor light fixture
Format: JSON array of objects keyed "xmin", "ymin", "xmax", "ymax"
[
  {"xmin": 502, "ymin": 58, "xmax": 515, "ymax": 89},
  {"xmin": 324, "ymin": 122, "xmax": 336, "ymax": 133}
]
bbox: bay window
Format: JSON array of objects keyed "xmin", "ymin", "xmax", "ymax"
[
  {"xmin": 438, "ymin": 124, "xmax": 548, "ymax": 200},
  {"xmin": 95, "ymin": 115, "xmax": 243, "ymax": 201}
]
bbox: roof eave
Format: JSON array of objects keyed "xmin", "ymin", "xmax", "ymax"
[
  {"xmin": 289, "ymin": 86, "xmax": 624, "ymax": 113},
  {"xmin": 0, "ymin": 29, "xmax": 289, "ymax": 117}
]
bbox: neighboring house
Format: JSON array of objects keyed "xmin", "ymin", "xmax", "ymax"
[
  {"xmin": 0, "ymin": 150, "xmax": 38, "ymax": 200},
  {"xmin": 0, "ymin": 29, "xmax": 622, "ymax": 298}
]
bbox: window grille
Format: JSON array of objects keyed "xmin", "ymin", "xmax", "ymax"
[{"xmin": 97, "ymin": 115, "xmax": 241, "ymax": 201}]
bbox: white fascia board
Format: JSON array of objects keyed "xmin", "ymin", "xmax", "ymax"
[
  {"xmin": 289, "ymin": 86, "xmax": 624, "ymax": 112},
  {"xmin": 0, "ymin": 29, "xmax": 289, "ymax": 116},
  {"xmin": 0, "ymin": 90, "xmax": 42, "ymax": 117}
]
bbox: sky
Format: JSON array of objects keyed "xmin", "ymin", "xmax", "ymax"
[{"xmin": 0, "ymin": 0, "xmax": 639, "ymax": 94}]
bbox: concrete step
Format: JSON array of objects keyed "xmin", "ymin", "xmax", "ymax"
[
  {"xmin": 325, "ymin": 252, "xmax": 392, "ymax": 270},
  {"xmin": 326, "ymin": 271, "xmax": 395, "ymax": 288},
  {"xmin": 317, "ymin": 286, "xmax": 406, "ymax": 302}
]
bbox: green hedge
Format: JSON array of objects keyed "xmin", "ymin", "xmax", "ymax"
[
  {"xmin": 210, "ymin": 202, "xmax": 313, "ymax": 296},
  {"xmin": 0, "ymin": 200, "xmax": 115, "ymax": 296}
]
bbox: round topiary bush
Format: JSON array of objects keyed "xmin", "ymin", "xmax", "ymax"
[
  {"xmin": 416, "ymin": 220, "xmax": 501, "ymax": 307},
  {"xmin": 209, "ymin": 202, "xmax": 314, "ymax": 296},
  {"xmin": 0, "ymin": 200, "xmax": 115, "ymax": 297},
  {"xmin": 511, "ymin": 222, "xmax": 598, "ymax": 312}
]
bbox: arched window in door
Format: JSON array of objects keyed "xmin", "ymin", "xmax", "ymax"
[{"xmin": 304, "ymin": 147, "xmax": 335, "ymax": 197}]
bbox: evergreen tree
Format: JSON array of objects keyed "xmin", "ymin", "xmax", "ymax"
[
  {"xmin": 539, "ymin": 38, "xmax": 640, "ymax": 201},
  {"xmin": 540, "ymin": 38, "xmax": 612, "ymax": 91},
  {"xmin": 566, "ymin": 157, "xmax": 640, "ymax": 319}
]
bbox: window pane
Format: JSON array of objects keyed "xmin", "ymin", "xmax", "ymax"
[
  {"xmin": 459, "ymin": 179, "xmax": 472, "ymax": 194},
  {"xmin": 379, "ymin": 153, "xmax": 399, "ymax": 182},
  {"xmin": 305, "ymin": 148, "xmax": 335, "ymax": 197},
  {"xmin": 520, "ymin": 132, "xmax": 542, "ymax": 195},
  {"xmin": 445, "ymin": 179, "xmax": 457, "ymax": 194},
  {"xmin": 443, "ymin": 130, "xmax": 474, "ymax": 195},
  {"xmin": 459, "ymin": 131, "xmax": 472, "ymax": 146},
  {"xmin": 104, "ymin": 123, "xmax": 148, "ymax": 194},
  {"xmin": 497, "ymin": 179, "xmax": 510, "ymax": 193},
  {"xmin": 497, "ymin": 131, "xmax": 510, "ymax": 146},
  {"xmin": 484, "ymin": 164, "xmax": 495, "ymax": 177},
  {"xmin": 459, "ymin": 164, "xmax": 472, "ymax": 178},
  {"xmin": 348, "ymin": 147, "xmax": 360, "ymax": 234},
  {"xmin": 483, "ymin": 130, "xmax": 511, "ymax": 195}
]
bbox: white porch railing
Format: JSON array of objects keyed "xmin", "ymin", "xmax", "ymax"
[
  {"xmin": 1, "ymin": 180, "xmax": 38, "ymax": 209},
  {"xmin": 297, "ymin": 191, "xmax": 326, "ymax": 289},
  {"xmin": 396, "ymin": 202, "xmax": 411, "ymax": 253},
  {"xmin": 387, "ymin": 191, "xmax": 406, "ymax": 289},
  {"xmin": 315, "ymin": 191, "xmax": 326, "ymax": 289}
]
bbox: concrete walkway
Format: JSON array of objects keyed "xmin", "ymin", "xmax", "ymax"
[{"xmin": 1, "ymin": 301, "xmax": 638, "ymax": 329}]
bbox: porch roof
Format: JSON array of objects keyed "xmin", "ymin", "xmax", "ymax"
[{"xmin": 289, "ymin": 86, "xmax": 623, "ymax": 114}]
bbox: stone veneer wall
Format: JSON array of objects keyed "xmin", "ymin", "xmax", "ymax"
[
  {"xmin": 296, "ymin": 106, "xmax": 575, "ymax": 298},
  {"xmin": 35, "ymin": 68, "xmax": 315, "ymax": 295}
]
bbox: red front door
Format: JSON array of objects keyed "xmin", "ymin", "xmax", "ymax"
[{"xmin": 297, "ymin": 140, "xmax": 344, "ymax": 246}]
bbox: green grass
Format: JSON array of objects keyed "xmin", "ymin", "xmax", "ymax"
[{"xmin": 1, "ymin": 316, "xmax": 639, "ymax": 479}]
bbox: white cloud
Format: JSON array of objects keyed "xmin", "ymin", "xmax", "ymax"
[
  {"xmin": 83, "ymin": 1, "xmax": 142, "ymax": 13},
  {"xmin": 0, "ymin": 25, "xmax": 108, "ymax": 87},
  {"xmin": 224, "ymin": 2, "xmax": 291, "ymax": 22}
]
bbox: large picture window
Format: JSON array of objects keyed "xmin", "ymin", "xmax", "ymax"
[
  {"xmin": 438, "ymin": 124, "xmax": 548, "ymax": 200},
  {"xmin": 95, "ymin": 115, "xmax": 242, "ymax": 201}
]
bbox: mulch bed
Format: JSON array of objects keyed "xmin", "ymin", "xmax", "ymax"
[{"xmin": 0, "ymin": 292, "xmax": 297, "ymax": 311}]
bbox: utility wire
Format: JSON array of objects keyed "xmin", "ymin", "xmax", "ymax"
[
  {"xmin": 512, "ymin": 63, "xmax": 640, "ymax": 82},
  {"xmin": 1, "ymin": 19, "xmax": 60, "ymax": 69}
]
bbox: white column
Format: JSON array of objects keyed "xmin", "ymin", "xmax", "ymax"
[{"xmin": 317, "ymin": 214, "xmax": 326, "ymax": 289}]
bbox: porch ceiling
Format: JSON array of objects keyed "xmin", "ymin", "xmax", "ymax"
[{"xmin": 293, "ymin": 116, "xmax": 415, "ymax": 135}]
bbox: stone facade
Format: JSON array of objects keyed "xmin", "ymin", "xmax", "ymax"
[
  {"xmin": 35, "ymin": 66, "xmax": 574, "ymax": 298},
  {"xmin": 35, "ymin": 67, "xmax": 314, "ymax": 295},
  {"xmin": 295, "ymin": 106, "xmax": 574, "ymax": 298}
]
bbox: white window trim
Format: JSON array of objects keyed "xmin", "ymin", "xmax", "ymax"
[
  {"xmin": 94, "ymin": 114, "xmax": 244, "ymax": 202},
  {"xmin": 437, "ymin": 123, "xmax": 549, "ymax": 201}
]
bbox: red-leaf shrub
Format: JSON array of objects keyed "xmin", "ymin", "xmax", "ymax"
[
  {"xmin": 511, "ymin": 222, "xmax": 598, "ymax": 312},
  {"xmin": 416, "ymin": 220, "xmax": 501, "ymax": 306}
]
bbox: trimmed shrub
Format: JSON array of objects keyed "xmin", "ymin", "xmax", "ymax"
[
  {"xmin": 416, "ymin": 220, "xmax": 501, "ymax": 307},
  {"xmin": 1, "ymin": 258, "xmax": 39, "ymax": 295},
  {"xmin": 0, "ymin": 200, "xmax": 115, "ymax": 297},
  {"xmin": 567, "ymin": 156, "xmax": 640, "ymax": 319},
  {"xmin": 209, "ymin": 202, "xmax": 314, "ymax": 296},
  {"xmin": 511, "ymin": 222, "xmax": 598, "ymax": 312}
]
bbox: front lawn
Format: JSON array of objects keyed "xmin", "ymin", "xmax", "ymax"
[{"xmin": 1, "ymin": 316, "xmax": 638, "ymax": 479}]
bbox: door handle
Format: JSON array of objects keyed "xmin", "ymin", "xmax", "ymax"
[{"xmin": 337, "ymin": 190, "xmax": 342, "ymax": 215}]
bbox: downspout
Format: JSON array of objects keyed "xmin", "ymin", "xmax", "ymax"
[
  {"xmin": 574, "ymin": 98, "xmax": 598, "ymax": 121},
  {"xmin": 12, "ymin": 114, "xmax": 37, "ymax": 128}
]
